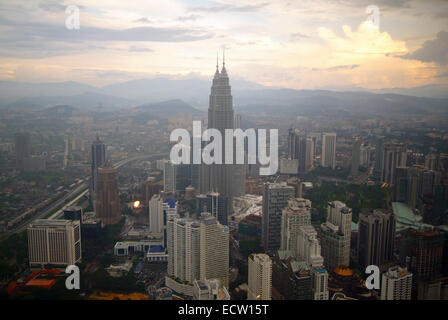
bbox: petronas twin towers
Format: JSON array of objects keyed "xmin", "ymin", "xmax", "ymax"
[{"xmin": 199, "ymin": 55, "xmax": 244, "ymax": 209}]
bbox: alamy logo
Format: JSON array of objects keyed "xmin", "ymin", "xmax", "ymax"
[
  {"xmin": 170, "ymin": 121, "xmax": 278, "ymax": 176},
  {"xmin": 65, "ymin": 265, "xmax": 80, "ymax": 290}
]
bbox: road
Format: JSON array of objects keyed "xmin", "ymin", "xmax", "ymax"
[{"xmin": 1, "ymin": 152, "xmax": 168, "ymax": 239}]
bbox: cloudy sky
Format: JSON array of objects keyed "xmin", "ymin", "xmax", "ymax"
[{"xmin": 0, "ymin": 0, "xmax": 447, "ymax": 89}]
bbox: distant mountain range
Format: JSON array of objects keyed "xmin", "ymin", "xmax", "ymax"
[{"xmin": 0, "ymin": 78, "xmax": 447, "ymax": 117}]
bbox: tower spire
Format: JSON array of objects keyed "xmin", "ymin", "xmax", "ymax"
[
  {"xmin": 223, "ymin": 47, "xmax": 225, "ymax": 67},
  {"xmin": 221, "ymin": 47, "xmax": 227, "ymax": 76},
  {"xmin": 216, "ymin": 51, "xmax": 219, "ymax": 71}
]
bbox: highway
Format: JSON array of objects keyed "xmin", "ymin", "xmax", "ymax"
[{"xmin": 1, "ymin": 152, "xmax": 168, "ymax": 239}]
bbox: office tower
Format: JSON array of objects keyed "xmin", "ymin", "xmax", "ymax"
[
  {"xmin": 262, "ymin": 182, "xmax": 295, "ymax": 253},
  {"xmin": 297, "ymin": 225, "xmax": 324, "ymax": 268},
  {"xmin": 360, "ymin": 145, "xmax": 370, "ymax": 168},
  {"xmin": 319, "ymin": 223, "xmax": 347, "ymax": 270},
  {"xmin": 27, "ymin": 219, "xmax": 81, "ymax": 267},
  {"xmin": 196, "ymin": 192, "xmax": 229, "ymax": 226},
  {"xmin": 167, "ymin": 218, "xmax": 201, "ymax": 283},
  {"xmin": 162, "ymin": 198, "xmax": 179, "ymax": 248},
  {"xmin": 319, "ymin": 201, "xmax": 352, "ymax": 268},
  {"xmin": 350, "ymin": 137, "xmax": 361, "ymax": 176},
  {"xmin": 305, "ymin": 137, "xmax": 315, "ymax": 173},
  {"xmin": 177, "ymin": 164, "xmax": 193, "ymax": 192},
  {"xmin": 403, "ymin": 229, "xmax": 444, "ymax": 280},
  {"xmin": 380, "ymin": 266, "xmax": 413, "ymax": 300},
  {"xmin": 248, "ymin": 253, "xmax": 272, "ymax": 300},
  {"xmin": 200, "ymin": 213, "xmax": 230, "ymax": 288},
  {"xmin": 374, "ymin": 137, "xmax": 384, "ymax": 177},
  {"xmin": 234, "ymin": 113, "xmax": 242, "ymax": 129},
  {"xmin": 90, "ymin": 135, "xmax": 106, "ymax": 201},
  {"xmin": 393, "ymin": 167, "xmax": 409, "ymax": 202},
  {"xmin": 288, "ymin": 128, "xmax": 298, "ymax": 160},
  {"xmin": 95, "ymin": 164, "xmax": 121, "ymax": 226},
  {"xmin": 381, "ymin": 143, "xmax": 407, "ymax": 185},
  {"xmin": 321, "ymin": 133, "xmax": 336, "ymax": 169},
  {"xmin": 63, "ymin": 206, "xmax": 83, "ymax": 223},
  {"xmin": 312, "ymin": 268, "xmax": 329, "ymax": 300},
  {"xmin": 193, "ymin": 279, "xmax": 230, "ymax": 300},
  {"xmin": 14, "ymin": 131, "xmax": 30, "ymax": 170},
  {"xmin": 295, "ymin": 224, "xmax": 328, "ymax": 300},
  {"xmin": 286, "ymin": 177, "xmax": 302, "ymax": 198},
  {"xmin": 327, "ymin": 201, "xmax": 352, "ymax": 237},
  {"xmin": 288, "ymin": 129, "xmax": 311, "ymax": 174},
  {"xmin": 357, "ymin": 209, "xmax": 396, "ymax": 269},
  {"xmin": 199, "ymin": 57, "xmax": 236, "ymax": 203},
  {"xmin": 280, "ymin": 198, "xmax": 312, "ymax": 255},
  {"xmin": 149, "ymin": 194, "xmax": 163, "ymax": 235},
  {"xmin": 163, "ymin": 160, "xmax": 177, "ymax": 194},
  {"xmin": 142, "ymin": 177, "xmax": 162, "ymax": 206},
  {"xmin": 272, "ymin": 251, "xmax": 313, "ymax": 300}
]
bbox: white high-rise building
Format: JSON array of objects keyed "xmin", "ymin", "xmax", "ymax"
[
  {"xmin": 200, "ymin": 212, "xmax": 230, "ymax": 288},
  {"xmin": 281, "ymin": 198, "xmax": 312, "ymax": 255},
  {"xmin": 296, "ymin": 224, "xmax": 329, "ymax": 300},
  {"xmin": 167, "ymin": 213, "xmax": 229, "ymax": 288},
  {"xmin": 149, "ymin": 194, "xmax": 163, "ymax": 235},
  {"xmin": 27, "ymin": 219, "xmax": 81, "ymax": 267},
  {"xmin": 248, "ymin": 253, "xmax": 272, "ymax": 300},
  {"xmin": 297, "ymin": 225, "xmax": 324, "ymax": 268},
  {"xmin": 381, "ymin": 266, "xmax": 413, "ymax": 300},
  {"xmin": 167, "ymin": 218, "xmax": 201, "ymax": 283},
  {"xmin": 321, "ymin": 132, "xmax": 336, "ymax": 169},
  {"xmin": 312, "ymin": 268, "xmax": 329, "ymax": 300}
]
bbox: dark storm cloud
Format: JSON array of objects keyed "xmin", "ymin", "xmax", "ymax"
[{"xmin": 402, "ymin": 31, "xmax": 448, "ymax": 65}]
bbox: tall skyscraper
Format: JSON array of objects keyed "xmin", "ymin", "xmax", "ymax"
[
  {"xmin": 357, "ymin": 209, "xmax": 396, "ymax": 269},
  {"xmin": 149, "ymin": 194, "xmax": 163, "ymax": 235},
  {"xmin": 90, "ymin": 135, "xmax": 106, "ymax": 201},
  {"xmin": 262, "ymin": 182, "xmax": 295, "ymax": 253},
  {"xmin": 280, "ymin": 198, "xmax": 312, "ymax": 256},
  {"xmin": 27, "ymin": 219, "xmax": 81, "ymax": 267},
  {"xmin": 167, "ymin": 217, "xmax": 201, "ymax": 283},
  {"xmin": 350, "ymin": 137, "xmax": 361, "ymax": 176},
  {"xmin": 248, "ymin": 253, "xmax": 272, "ymax": 300},
  {"xmin": 167, "ymin": 212, "xmax": 229, "ymax": 288},
  {"xmin": 196, "ymin": 192, "xmax": 229, "ymax": 226},
  {"xmin": 296, "ymin": 225, "xmax": 329, "ymax": 300},
  {"xmin": 163, "ymin": 160, "xmax": 177, "ymax": 194},
  {"xmin": 14, "ymin": 131, "xmax": 30, "ymax": 171},
  {"xmin": 403, "ymin": 228, "xmax": 444, "ymax": 280},
  {"xmin": 297, "ymin": 225, "xmax": 324, "ymax": 268},
  {"xmin": 95, "ymin": 164, "xmax": 121, "ymax": 226},
  {"xmin": 381, "ymin": 142, "xmax": 407, "ymax": 185},
  {"xmin": 380, "ymin": 266, "xmax": 413, "ymax": 300},
  {"xmin": 374, "ymin": 137, "xmax": 384, "ymax": 177},
  {"xmin": 199, "ymin": 56, "xmax": 236, "ymax": 205},
  {"xmin": 200, "ymin": 212, "xmax": 230, "ymax": 288},
  {"xmin": 321, "ymin": 132, "xmax": 336, "ymax": 169},
  {"xmin": 319, "ymin": 201, "xmax": 352, "ymax": 269},
  {"xmin": 287, "ymin": 129, "xmax": 313, "ymax": 173}
]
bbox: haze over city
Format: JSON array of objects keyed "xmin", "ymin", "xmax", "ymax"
[{"xmin": 0, "ymin": 0, "xmax": 448, "ymax": 309}]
